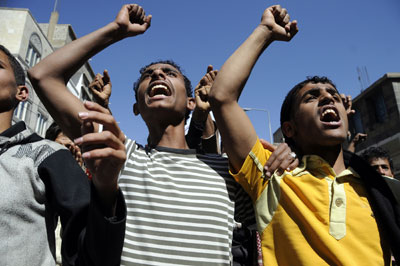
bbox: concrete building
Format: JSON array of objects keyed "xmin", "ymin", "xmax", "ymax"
[
  {"xmin": 273, "ymin": 127, "xmax": 284, "ymax": 144},
  {"xmin": 0, "ymin": 7, "xmax": 95, "ymax": 136},
  {"xmin": 348, "ymin": 73, "xmax": 400, "ymax": 178}
]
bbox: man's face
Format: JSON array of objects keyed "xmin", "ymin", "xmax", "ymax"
[
  {"xmin": 287, "ymin": 82, "xmax": 348, "ymax": 153},
  {"xmin": 369, "ymin": 157, "xmax": 394, "ymax": 177},
  {"xmin": 0, "ymin": 51, "xmax": 18, "ymax": 111},
  {"xmin": 55, "ymin": 131, "xmax": 74, "ymax": 148},
  {"xmin": 134, "ymin": 63, "xmax": 193, "ymax": 123}
]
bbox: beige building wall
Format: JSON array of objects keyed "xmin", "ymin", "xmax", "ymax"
[{"xmin": 0, "ymin": 7, "xmax": 95, "ymax": 137}]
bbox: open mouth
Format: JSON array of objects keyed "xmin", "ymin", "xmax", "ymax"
[
  {"xmin": 320, "ymin": 106, "xmax": 340, "ymax": 124},
  {"xmin": 148, "ymin": 84, "xmax": 171, "ymax": 97}
]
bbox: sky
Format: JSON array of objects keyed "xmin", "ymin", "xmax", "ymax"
[{"xmin": 2, "ymin": 0, "xmax": 400, "ymax": 144}]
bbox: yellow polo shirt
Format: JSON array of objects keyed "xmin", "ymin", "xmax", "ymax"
[{"xmin": 231, "ymin": 139, "xmax": 390, "ymax": 265}]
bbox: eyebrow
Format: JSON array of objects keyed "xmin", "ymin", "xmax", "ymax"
[
  {"xmin": 300, "ymin": 87, "xmax": 339, "ymax": 101},
  {"xmin": 141, "ymin": 66, "xmax": 180, "ymax": 77},
  {"xmin": 162, "ymin": 67, "xmax": 179, "ymax": 73}
]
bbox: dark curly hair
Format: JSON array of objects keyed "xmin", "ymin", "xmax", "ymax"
[
  {"xmin": 132, "ymin": 60, "xmax": 193, "ymax": 121},
  {"xmin": 45, "ymin": 122, "xmax": 62, "ymax": 141},
  {"xmin": 361, "ymin": 146, "xmax": 394, "ymax": 171},
  {"xmin": 280, "ymin": 76, "xmax": 337, "ymax": 147},
  {"xmin": 0, "ymin": 44, "xmax": 25, "ymax": 86}
]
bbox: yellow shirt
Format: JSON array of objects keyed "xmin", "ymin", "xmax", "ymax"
[{"xmin": 231, "ymin": 139, "xmax": 390, "ymax": 265}]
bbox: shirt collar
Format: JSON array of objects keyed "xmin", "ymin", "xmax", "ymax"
[{"xmin": 292, "ymin": 154, "xmax": 360, "ymax": 179}]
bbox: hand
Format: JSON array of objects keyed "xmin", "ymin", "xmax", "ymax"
[
  {"xmin": 259, "ymin": 5, "xmax": 298, "ymax": 42},
  {"xmin": 55, "ymin": 132, "xmax": 84, "ymax": 167},
  {"xmin": 260, "ymin": 139, "xmax": 299, "ymax": 178},
  {"xmin": 340, "ymin": 94, "xmax": 355, "ymax": 116},
  {"xmin": 351, "ymin": 132, "xmax": 367, "ymax": 145},
  {"xmin": 194, "ymin": 65, "xmax": 218, "ymax": 113},
  {"xmin": 67, "ymin": 143, "xmax": 84, "ymax": 167},
  {"xmin": 114, "ymin": 4, "xmax": 152, "ymax": 38},
  {"xmin": 74, "ymin": 101, "xmax": 126, "ymax": 214},
  {"xmin": 89, "ymin": 70, "xmax": 112, "ymax": 108},
  {"xmin": 192, "ymin": 65, "xmax": 218, "ymax": 123}
]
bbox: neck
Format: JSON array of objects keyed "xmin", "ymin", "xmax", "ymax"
[
  {"xmin": 146, "ymin": 119, "xmax": 189, "ymax": 149},
  {"xmin": 0, "ymin": 111, "xmax": 13, "ymax": 134},
  {"xmin": 301, "ymin": 144, "xmax": 346, "ymax": 174}
]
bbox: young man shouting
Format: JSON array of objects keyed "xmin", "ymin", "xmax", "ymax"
[
  {"xmin": 0, "ymin": 44, "xmax": 126, "ymax": 266},
  {"xmin": 209, "ymin": 5, "xmax": 400, "ymax": 265}
]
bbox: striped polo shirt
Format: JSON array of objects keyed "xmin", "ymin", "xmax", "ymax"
[
  {"xmin": 119, "ymin": 138, "xmax": 254, "ymax": 265},
  {"xmin": 232, "ymin": 138, "xmax": 390, "ymax": 266}
]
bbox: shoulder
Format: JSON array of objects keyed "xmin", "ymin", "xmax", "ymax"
[{"xmin": 124, "ymin": 137, "xmax": 145, "ymax": 155}]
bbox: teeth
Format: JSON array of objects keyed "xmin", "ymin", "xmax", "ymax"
[
  {"xmin": 322, "ymin": 109, "xmax": 337, "ymax": 118},
  {"xmin": 151, "ymin": 84, "xmax": 168, "ymax": 92}
]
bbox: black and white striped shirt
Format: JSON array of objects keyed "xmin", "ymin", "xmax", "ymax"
[{"xmin": 119, "ymin": 138, "xmax": 254, "ymax": 265}]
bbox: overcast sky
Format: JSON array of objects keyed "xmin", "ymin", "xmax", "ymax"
[{"xmin": 3, "ymin": 0, "xmax": 400, "ymax": 144}]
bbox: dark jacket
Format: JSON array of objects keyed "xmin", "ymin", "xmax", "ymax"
[
  {"xmin": 0, "ymin": 121, "xmax": 126, "ymax": 266},
  {"xmin": 345, "ymin": 150, "xmax": 400, "ymax": 262}
]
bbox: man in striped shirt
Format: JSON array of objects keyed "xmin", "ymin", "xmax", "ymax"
[{"xmin": 28, "ymin": 4, "xmax": 296, "ymax": 265}]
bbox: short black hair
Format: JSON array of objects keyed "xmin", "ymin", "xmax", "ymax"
[
  {"xmin": 280, "ymin": 76, "xmax": 337, "ymax": 147},
  {"xmin": 45, "ymin": 122, "xmax": 62, "ymax": 141},
  {"xmin": 361, "ymin": 146, "xmax": 394, "ymax": 171},
  {"xmin": 0, "ymin": 44, "xmax": 25, "ymax": 86},
  {"xmin": 132, "ymin": 60, "xmax": 193, "ymax": 121},
  {"xmin": 133, "ymin": 60, "xmax": 192, "ymax": 99}
]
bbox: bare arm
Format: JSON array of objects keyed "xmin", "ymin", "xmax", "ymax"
[
  {"xmin": 209, "ymin": 5, "xmax": 298, "ymax": 172},
  {"xmin": 28, "ymin": 4, "xmax": 151, "ymax": 140},
  {"xmin": 192, "ymin": 65, "xmax": 217, "ymax": 138}
]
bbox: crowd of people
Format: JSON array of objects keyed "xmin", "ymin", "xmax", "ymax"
[{"xmin": 1, "ymin": 3, "xmax": 399, "ymax": 266}]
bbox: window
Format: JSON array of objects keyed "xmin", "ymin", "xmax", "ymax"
[
  {"xmin": 25, "ymin": 33, "xmax": 42, "ymax": 67},
  {"xmin": 25, "ymin": 43, "xmax": 41, "ymax": 67},
  {"xmin": 14, "ymin": 101, "xmax": 31, "ymax": 121},
  {"xmin": 81, "ymin": 74, "xmax": 91, "ymax": 101},
  {"xmin": 374, "ymin": 92, "xmax": 387, "ymax": 123},
  {"xmin": 366, "ymin": 90, "xmax": 387, "ymax": 125},
  {"xmin": 35, "ymin": 113, "xmax": 48, "ymax": 136},
  {"xmin": 352, "ymin": 110, "xmax": 364, "ymax": 133}
]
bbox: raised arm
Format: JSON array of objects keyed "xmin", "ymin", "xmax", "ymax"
[
  {"xmin": 28, "ymin": 4, "xmax": 151, "ymax": 140},
  {"xmin": 209, "ymin": 5, "xmax": 298, "ymax": 172},
  {"xmin": 186, "ymin": 65, "xmax": 219, "ymax": 152}
]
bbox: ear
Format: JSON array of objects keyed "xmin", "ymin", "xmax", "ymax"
[
  {"xmin": 15, "ymin": 85, "xmax": 28, "ymax": 102},
  {"xmin": 187, "ymin": 97, "xmax": 195, "ymax": 112},
  {"xmin": 282, "ymin": 121, "xmax": 296, "ymax": 138},
  {"xmin": 133, "ymin": 103, "xmax": 140, "ymax": 116}
]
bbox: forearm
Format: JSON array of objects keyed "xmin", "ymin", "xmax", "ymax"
[
  {"xmin": 191, "ymin": 109, "xmax": 215, "ymax": 138},
  {"xmin": 30, "ymin": 22, "xmax": 121, "ymax": 85},
  {"xmin": 77, "ymin": 184, "xmax": 126, "ymax": 266},
  {"xmin": 210, "ymin": 26, "xmax": 273, "ymax": 105},
  {"xmin": 28, "ymin": 22, "xmax": 122, "ymax": 139},
  {"xmin": 347, "ymin": 142, "xmax": 356, "ymax": 153},
  {"xmin": 92, "ymin": 180, "xmax": 119, "ymax": 217},
  {"xmin": 209, "ymin": 26, "xmax": 273, "ymax": 171},
  {"xmin": 202, "ymin": 114, "xmax": 216, "ymax": 139}
]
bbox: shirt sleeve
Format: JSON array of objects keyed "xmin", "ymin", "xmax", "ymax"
[
  {"xmin": 38, "ymin": 149, "xmax": 126, "ymax": 266},
  {"xmin": 230, "ymin": 138, "xmax": 272, "ymax": 203}
]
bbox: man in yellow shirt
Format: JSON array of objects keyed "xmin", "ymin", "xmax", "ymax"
[{"xmin": 209, "ymin": 4, "xmax": 400, "ymax": 265}]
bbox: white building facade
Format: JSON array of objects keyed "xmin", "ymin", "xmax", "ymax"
[{"xmin": 0, "ymin": 7, "xmax": 95, "ymax": 136}]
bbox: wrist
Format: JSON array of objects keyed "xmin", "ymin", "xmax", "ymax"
[
  {"xmin": 106, "ymin": 21, "xmax": 128, "ymax": 42},
  {"xmin": 93, "ymin": 179, "xmax": 119, "ymax": 216},
  {"xmin": 192, "ymin": 108, "xmax": 209, "ymax": 123},
  {"xmin": 254, "ymin": 25, "xmax": 275, "ymax": 45}
]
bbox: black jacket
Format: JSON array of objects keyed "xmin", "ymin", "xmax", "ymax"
[{"xmin": 345, "ymin": 150, "xmax": 400, "ymax": 261}]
